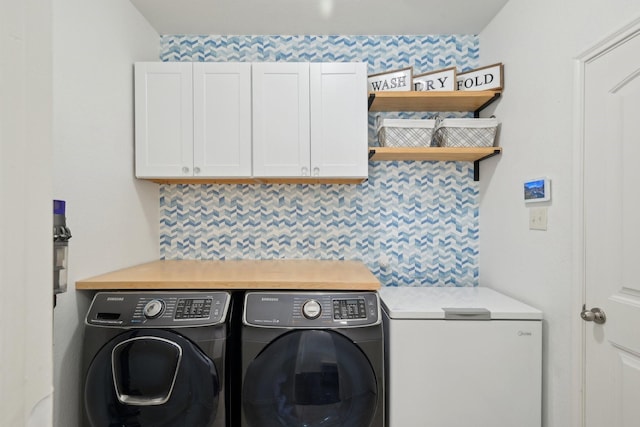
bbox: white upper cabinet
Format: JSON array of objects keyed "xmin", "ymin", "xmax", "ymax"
[
  {"xmin": 135, "ymin": 61, "xmax": 368, "ymax": 181},
  {"xmin": 252, "ymin": 62, "xmax": 311, "ymax": 178},
  {"xmin": 135, "ymin": 62, "xmax": 193, "ymax": 178},
  {"xmin": 310, "ymin": 62, "xmax": 368, "ymax": 178},
  {"xmin": 135, "ymin": 62, "xmax": 252, "ymax": 178},
  {"xmin": 193, "ymin": 62, "xmax": 252, "ymax": 177},
  {"xmin": 252, "ymin": 62, "xmax": 368, "ymax": 179}
]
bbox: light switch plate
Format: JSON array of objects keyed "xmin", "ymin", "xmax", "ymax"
[{"xmin": 529, "ymin": 207, "xmax": 548, "ymax": 230}]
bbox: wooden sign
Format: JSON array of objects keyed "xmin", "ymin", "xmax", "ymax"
[
  {"xmin": 456, "ymin": 63, "xmax": 503, "ymax": 91},
  {"xmin": 368, "ymin": 67, "xmax": 413, "ymax": 92},
  {"xmin": 413, "ymin": 67, "xmax": 457, "ymax": 91}
]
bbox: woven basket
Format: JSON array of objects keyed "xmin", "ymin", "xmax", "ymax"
[
  {"xmin": 431, "ymin": 118, "xmax": 498, "ymax": 147},
  {"xmin": 377, "ymin": 118, "xmax": 437, "ymax": 147}
]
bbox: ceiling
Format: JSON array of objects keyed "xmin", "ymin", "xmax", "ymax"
[{"xmin": 130, "ymin": 0, "xmax": 509, "ymax": 36}]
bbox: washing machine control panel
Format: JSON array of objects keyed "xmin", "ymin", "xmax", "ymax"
[
  {"xmin": 143, "ymin": 299, "xmax": 165, "ymax": 319},
  {"xmin": 86, "ymin": 292, "xmax": 231, "ymax": 328},
  {"xmin": 333, "ymin": 298, "xmax": 368, "ymax": 320},
  {"xmin": 302, "ymin": 299, "xmax": 322, "ymax": 319},
  {"xmin": 244, "ymin": 291, "xmax": 380, "ymax": 328}
]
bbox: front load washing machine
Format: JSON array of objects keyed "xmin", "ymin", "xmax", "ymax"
[
  {"xmin": 241, "ymin": 291, "xmax": 384, "ymax": 427},
  {"xmin": 82, "ymin": 291, "xmax": 232, "ymax": 427}
]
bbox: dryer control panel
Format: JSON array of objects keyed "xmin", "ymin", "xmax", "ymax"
[
  {"xmin": 86, "ymin": 291, "xmax": 231, "ymax": 328},
  {"xmin": 244, "ymin": 291, "xmax": 380, "ymax": 328}
]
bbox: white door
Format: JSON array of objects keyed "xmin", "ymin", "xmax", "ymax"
[
  {"xmin": 193, "ymin": 62, "xmax": 252, "ymax": 177},
  {"xmin": 135, "ymin": 62, "xmax": 193, "ymax": 178},
  {"xmin": 252, "ymin": 62, "xmax": 310, "ymax": 177},
  {"xmin": 579, "ymin": 19, "xmax": 640, "ymax": 427},
  {"xmin": 310, "ymin": 63, "xmax": 368, "ymax": 178}
]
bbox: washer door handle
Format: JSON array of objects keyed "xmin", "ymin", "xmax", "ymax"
[{"xmin": 111, "ymin": 336, "xmax": 183, "ymax": 406}]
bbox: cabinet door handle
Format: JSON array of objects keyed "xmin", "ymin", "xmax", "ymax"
[
  {"xmin": 182, "ymin": 166, "xmax": 190, "ymax": 174},
  {"xmin": 313, "ymin": 167, "xmax": 320, "ymax": 177},
  {"xmin": 301, "ymin": 167, "xmax": 309, "ymax": 176},
  {"xmin": 193, "ymin": 167, "xmax": 201, "ymax": 175}
]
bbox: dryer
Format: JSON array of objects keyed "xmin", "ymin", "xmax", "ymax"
[
  {"xmin": 241, "ymin": 291, "xmax": 384, "ymax": 427},
  {"xmin": 82, "ymin": 291, "xmax": 232, "ymax": 427}
]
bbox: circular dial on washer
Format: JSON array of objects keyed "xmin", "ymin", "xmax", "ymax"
[
  {"xmin": 143, "ymin": 299, "xmax": 165, "ymax": 319},
  {"xmin": 302, "ymin": 300, "xmax": 322, "ymax": 319}
]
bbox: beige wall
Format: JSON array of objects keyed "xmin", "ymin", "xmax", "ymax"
[
  {"xmin": 479, "ymin": 1, "xmax": 640, "ymax": 426},
  {"xmin": 52, "ymin": 1, "xmax": 159, "ymax": 425}
]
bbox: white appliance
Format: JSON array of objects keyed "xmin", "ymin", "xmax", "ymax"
[{"xmin": 379, "ymin": 286, "xmax": 542, "ymax": 427}]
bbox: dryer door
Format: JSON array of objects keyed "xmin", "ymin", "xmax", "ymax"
[
  {"xmin": 242, "ymin": 329, "xmax": 378, "ymax": 427},
  {"xmin": 85, "ymin": 329, "xmax": 220, "ymax": 427}
]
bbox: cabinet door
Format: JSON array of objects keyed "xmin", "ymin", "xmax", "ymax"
[
  {"xmin": 135, "ymin": 62, "xmax": 193, "ymax": 178},
  {"xmin": 193, "ymin": 63, "xmax": 252, "ymax": 177},
  {"xmin": 252, "ymin": 62, "xmax": 310, "ymax": 177},
  {"xmin": 310, "ymin": 63, "xmax": 368, "ymax": 178}
]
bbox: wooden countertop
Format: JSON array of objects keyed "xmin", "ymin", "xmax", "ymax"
[{"xmin": 75, "ymin": 259, "xmax": 380, "ymax": 291}]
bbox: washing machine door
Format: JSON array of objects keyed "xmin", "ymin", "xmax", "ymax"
[
  {"xmin": 85, "ymin": 329, "xmax": 220, "ymax": 427},
  {"xmin": 243, "ymin": 329, "xmax": 378, "ymax": 427}
]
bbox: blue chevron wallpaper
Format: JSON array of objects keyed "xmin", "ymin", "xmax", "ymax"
[{"xmin": 159, "ymin": 35, "xmax": 480, "ymax": 287}]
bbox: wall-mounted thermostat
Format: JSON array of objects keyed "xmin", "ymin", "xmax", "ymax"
[{"xmin": 524, "ymin": 177, "xmax": 551, "ymax": 203}]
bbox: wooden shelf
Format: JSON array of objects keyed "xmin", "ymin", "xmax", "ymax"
[
  {"xmin": 366, "ymin": 90, "xmax": 503, "ymax": 180},
  {"xmin": 368, "ymin": 90, "xmax": 501, "ymax": 113},
  {"xmin": 369, "ymin": 146, "xmax": 501, "ymax": 162},
  {"xmin": 368, "ymin": 146, "xmax": 501, "ymax": 181}
]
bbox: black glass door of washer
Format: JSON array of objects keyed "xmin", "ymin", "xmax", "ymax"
[
  {"xmin": 243, "ymin": 329, "xmax": 378, "ymax": 427},
  {"xmin": 85, "ymin": 329, "xmax": 220, "ymax": 427}
]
